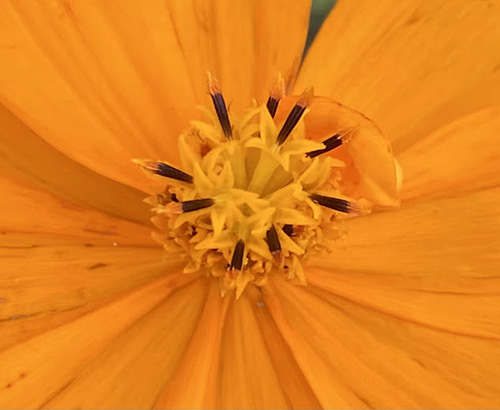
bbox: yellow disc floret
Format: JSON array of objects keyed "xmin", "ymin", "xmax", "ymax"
[{"xmin": 135, "ymin": 74, "xmax": 365, "ymax": 297}]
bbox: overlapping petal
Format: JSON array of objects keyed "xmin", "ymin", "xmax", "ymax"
[
  {"xmin": 0, "ymin": 103, "xmax": 150, "ymax": 224},
  {"xmin": 0, "ymin": 0, "xmax": 310, "ymax": 192},
  {"xmin": 297, "ymin": 0, "xmax": 500, "ymax": 153},
  {"xmin": 0, "ymin": 0, "xmax": 192, "ymax": 191},
  {"xmin": 0, "ymin": 175, "xmax": 153, "ymax": 246}
]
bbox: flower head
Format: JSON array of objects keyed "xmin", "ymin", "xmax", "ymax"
[{"xmin": 0, "ymin": 0, "xmax": 500, "ymax": 408}]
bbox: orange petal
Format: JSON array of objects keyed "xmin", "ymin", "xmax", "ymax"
[
  {"xmin": 0, "ymin": 244, "xmax": 184, "ymax": 353},
  {"xmin": 310, "ymin": 185, "xmax": 500, "ymax": 339},
  {"xmin": 265, "ymin": 278, "xmax": 500, "ymax": 408},
  {"xmin": 0, "ymin": 274, "xmax": 191, "ymax": 409},
  {"xmin": 297, "ymin": 0, "xmax": 500, "ymax": 153},
  {"xmin": 0, "ymin": 0, "xmax": 197, "ymax": 190},
  {"xmin": 43, "ymin": 278, "xmax": 208, "ymax": 409},
  {"xmin": 253, "ymin": 291, "xmax": 322, "ymax": 408},
  {"xmin": 167, "ymin": 0, "xmax": 311, "ymax": 110},
  {"xmin": 0, "ymin": 0, "xmax": 310, "ymax": 191},
  {"xmin": 0, "ymin": 174, "xmax": 153, "ymax": 246},
  {"xmin": 216, "ymin": 286, "xmax": 289, "ymax": 408},
  {"xmin": 0, "ymin": 170, "xmax": 171, "ymax": 353},
  {"xmin": 399, "ymin": 105, "xmax": 500, "ymax": 201},
  {"xmin": 0, "ymin": 103, "xmax": 151, "ymax": 223},
  {"xmin": 263, "ymin": 280, "xmax": 380, "ymax": 408},
  {"xmin": 276, "ymin": 95, "xmax": 400, "ymax": 206},
  {"xmin": 154, "ymin": 279, "xmax": 229, "ymax": 409}
]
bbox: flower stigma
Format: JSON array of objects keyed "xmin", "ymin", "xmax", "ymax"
[{"xmin": 135, "ymin": 73, "xmax": 385, "ymax": 298}]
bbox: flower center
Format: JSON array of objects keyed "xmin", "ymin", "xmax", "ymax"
[{"xmin": 135, "ymin": 74, "xmax": 368, "ymax": 298}]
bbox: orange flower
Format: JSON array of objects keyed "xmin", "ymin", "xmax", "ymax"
[{"xmin": 1, "ymin": 0, "xmax": 500, "ymax": 408}]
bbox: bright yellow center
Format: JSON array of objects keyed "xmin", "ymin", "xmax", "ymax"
[{"xmin": 137, "ymin": 97, "xmax": 365, "ymax": 298}]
